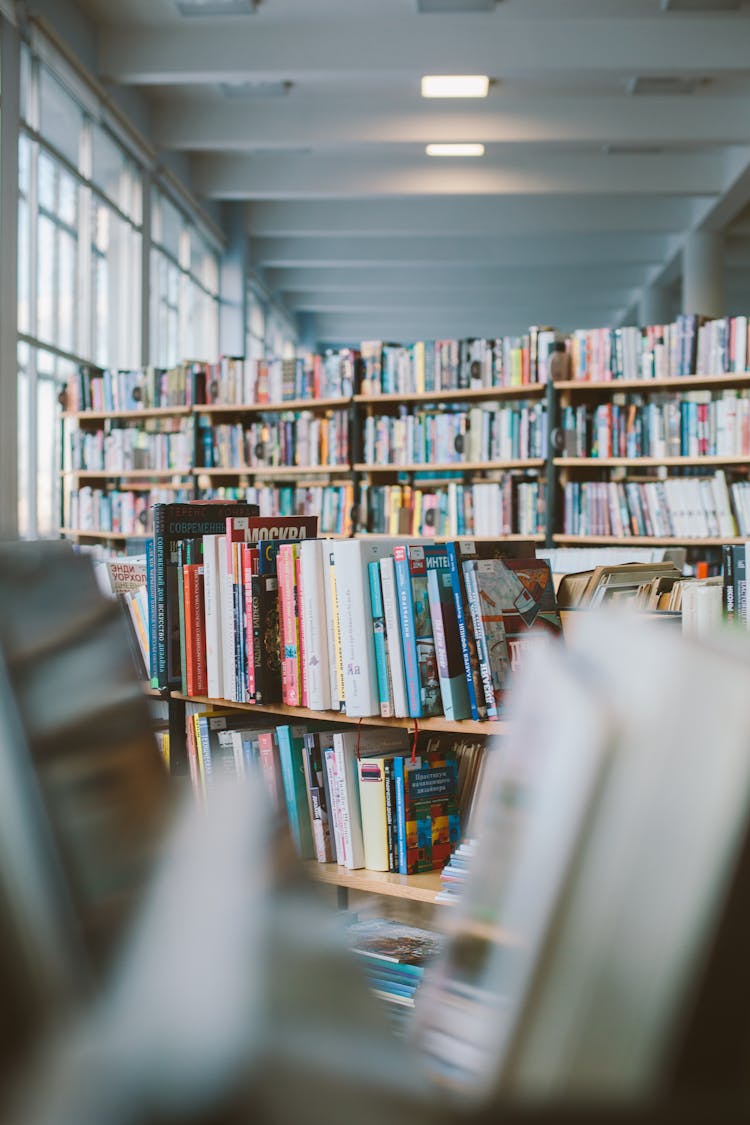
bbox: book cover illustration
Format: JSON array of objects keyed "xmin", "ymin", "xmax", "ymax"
[
  {"xmin": 472, "ymin": 557, "xmax": 561, "ymax": 703},
  {"xmin": 395, "ymin": 750, "xmax": 460, "ymax": 875}
]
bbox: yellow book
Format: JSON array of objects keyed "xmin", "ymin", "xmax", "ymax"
[
  {"xmin": 357, "ymin": 755, "xmax": 392, "ymax": 872},
  {"xmin": 413, "ymin": 488, "xmax": 423, "ymax": 536},
  {"xmin": 511, "ymin": 347, "xmax": 523, "ymax": 387},
  {"xmin": 328, "ymin": 556, "xmax": 346, "ymax": 706}
]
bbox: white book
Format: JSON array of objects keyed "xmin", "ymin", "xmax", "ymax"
[
  {"xmin": 202, "ymin": 533, "xmax": 223, "ymax": 700},
  {"xmin": 331, "ymin": 537, "xmax": 415, "ymax": 717},
  {"xmin": 711, "ymin": 470, "xmax": 736, "ymax": 537},
  {"xmin": 219, "ymin": 535, "xmax": 237, "ymax": 701},
  {"xmin": 332, "ymin": 728, "xmax": 409, "ymax": 871},
  {"xmin": 379, "ymin": 555, "xmax": 409, "ymax": 718},
  {"xmin": 323, "ymin": 744, "xmax": 346, "ymax": 865},
  {"xmin": 322, "ymin": 544, "xmax": 342, "ymax": 711},
  {"xmin": 298, "ymin": 539, "xmax": 332, "ymax": 712}
]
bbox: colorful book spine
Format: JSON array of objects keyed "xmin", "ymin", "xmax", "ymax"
[
  {"xmin": 462, "ymin": 559, "xmax": 498, "ymax": 720},
  {"xmin": 277, "ymin": 543, "xmax": 301, "ymax": 706},
  {"xmin": 393, "ymin": 544, "xmax": 422, "ymax": 717},
  {"xmin": 357, "ymin": 755, "xmax": 392, "ymax": 872},
  {"xmin": 379, "ymin": 556, "xmax": 409, "ymax": 719},
  {"xmin": 426, "ymin": 565, "xmax": 471, "ymax": 721},
  {"xmin": 444, "ymin": 542, "xmax": 483, "ymax": 721},
  {"xmin": 368, "ymin": 560, "xmax": 393, "ymax": 718},
  {"xmin": 276, "ymin": 724, "xmax": 315, "ymax": 860}
]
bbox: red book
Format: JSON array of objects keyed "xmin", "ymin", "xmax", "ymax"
[
  {"xmin": 277, "ymin": 543, "xmax": 301, "ymax": 706},
  {"xmin": 183, "ymin": 564, "xmax": 207, "ymax": 696}
]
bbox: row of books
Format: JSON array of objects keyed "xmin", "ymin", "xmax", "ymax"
[
  {"xmin": 360, "ymin": 331, "xmax": 557, "ymax": 396},
  {"xmin": 195, "ymin": 411, "xmax": 350, "ymax": 470},
  {"xmin": 362, "ymin": 402, "xmax": 548, "ymax": 467},
  {"xmin": 64, "ymin": 362, "xmax": 202, "ymax": 413},
  {"xmin": 360, "ymin": 478, "xmax": 544, "ymax": 538},
  {"xmin": 562, "ymin": 472, "xmax": 738, "ymax": 539},
  {"xmin": 196, "ymin": 483, "xmax": 355, "ymax": 537},
  {"xmin": 68, "ymin": 420, "xmax": 194, "ymax": 473},
  {"xmin": 145, "ymin": 505, "xmax": 560, "ymax": 723},
  {"xmin": 560, "ymin": 390, "xmax": 750, "ymax": 459},
  {"xmin": 204, "ymin": 352, "xmax": 359, "ymax": 405},
  {"xmin": 66, "ymin": 486, "xmax": 192, "ymax": 536},
  {"xmin": 183, "ymin": 701, "xmax": 469, "ymax": 876}
]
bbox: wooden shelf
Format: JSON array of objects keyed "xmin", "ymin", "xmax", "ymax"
[
  {"xmin": 356, "ymin": 532, "xmax": 545, "ymax": 544},
  {"xmin": 61, "ymin": 468, "xmax": 192, "ymax": 479},
  {"xmin": 195, "ymin": 464, "xmax": 350, "ymax": 478},
  {"xmin": 354, "ymin": 384, "xmax": 546, "ymax": 406},
  {"xmin": 553, "ymin": 372, "xmax": 750, "ymax": 394},
  {"xmin": 62, "ymin": 406, "xmax": 192, "ymax": 421},
  {"xmin": 553, "ymin": 534, "xmax": 744, "ymax": 547},
  {"xmin": 193, "ymin": 396, "xmax": 351, "ymax": 414},
  {"xmin": 171, "ymin": 692, "xmax": 508, "ymax": 736},
  {"xmin": 308, "ymin": 863, "xmax": 444, "ymax": 905},
  {"xmin": 355, "ymin": 459, "xmax": 546, "ymax": 474},
  {"xmin": 59, "ymin": 527, "xmax": 149, "ymax": 540},
  {"xmin": 554, "ymin": 455, "xmax": 750, "ymax": 468}
]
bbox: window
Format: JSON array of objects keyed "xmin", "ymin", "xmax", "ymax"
[{"xmin": 150, "ymin": 185, "xmax": 220, "ymax": 366}]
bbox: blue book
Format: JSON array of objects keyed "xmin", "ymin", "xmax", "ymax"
[
  {"xmin": 393, "ymin": 754, "xmax": 408, "ymax": 875},
  {"xmin": 368, "ymin": 559, "xmax": 393, "ymax": 718},
  {"xmin": 276, "ymin": 724, "xmax": 315, "ymax": 860},
  {"xmin": 426, "ymin": 564, "xmax": 471, "ymax": 721},
  {"xmin": 393, "ymin": 544, "xmax": 442, "ymax": 719},
  {"xmin": 145, "ymin": 538, "xmax": 158, "ymax": 687}
]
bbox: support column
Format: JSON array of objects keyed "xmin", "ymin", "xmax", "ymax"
[
  {"xmin": 0, "ymin": 16, "xmax": 20, "ymax": 540},
  {"xmin": 682, "ymin": 232, "xmax": 725, "ymax": 318},
  {"xmin": 296, "ymin": 312, "xmax": 317, "ymax": 353},
  {"xmin": 219, "ymin": 201, "xmax": 248, "ymax": 357},
  {"xmin": 639, "ymin": 281, "xmax": 672, "ymax": 327}
]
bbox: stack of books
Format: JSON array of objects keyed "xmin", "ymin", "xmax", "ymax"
[{"xmin": 346, "ymin": 917, "xmax": 443, "ymax": 1035}]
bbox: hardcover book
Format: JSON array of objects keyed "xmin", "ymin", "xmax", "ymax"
[
  {"xmin": 393, "ymin": 748, "xmax": 460, "ymax": 875},
  {"xmin": 393, "ymin": 544, "xmax": 443, "ymax": 719}
]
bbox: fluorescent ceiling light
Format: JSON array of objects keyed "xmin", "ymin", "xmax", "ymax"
[
  {"xmin": 426, "ymin": 143, "xmax": 485, "ymax": 156},
  {"xmin": 421, "ymin": 74, "xmax": 490, "ymax": 98},
  {"xmin": 175, "ymin": 0, "xmax": 256, "ymax": 15}
]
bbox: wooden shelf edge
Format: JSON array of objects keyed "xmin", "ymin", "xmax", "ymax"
[
  {"xmin": 170, "ymin": 692, "xmax": 507, "ymax": 735},
  {"xmin": 355, "ymin": 460, "xmax": 546, "ymax": 473},
  {"xmin": 59, "ymin": 527, "xmax": 149, "ymax": 540},
  {"xmin": 554, "ymin": 456, "xmax": 750, "ymax": 468},
  {"xmin": 195, "ymin": 464, "xmax": 349, "ymax": 477},
  {"xmin": 61, "ymin": 468, "xmax": 192, "ymax": 478},
  {"xmin": 193, "ymin": 396, "xmax": 351, "ymax": 413},
  {"xmin": 62, "ymin": 406, "xmax": 192, "ymax": 420},
  {"xmin": 308, "ymin": 862, "xmax": 444, "ymax": 904},
  {"xmin": 553, "ymin": 534, "xmax": 744, "ymax": 546},
  {"xmin": 354, "ymin": 384, "xmax": 546, "ymax": 405},
  {"xmin": 553, "ymin": 372, "xmax": 750, "ymax": 393}
]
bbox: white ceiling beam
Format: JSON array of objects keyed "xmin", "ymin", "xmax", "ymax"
[
  {"xmin": 267, "ymin": 264, "xmax": 651, "ymax": 293},
  {"xmin": 248, "ymin": 197, "xmax": 696, "ymax": 238},
  {"xmin": 254, "ymin": 233, "xmax": 675, "ymax": 269},
  {"xmin": 192, "ymin": 150, "xmax": 725, "ymax": 199},
  {"xmin": 282, "ymin": 290, "xmax": 635, "ymax": 314},
  {"xmin": 99, "ymin": 18, "xmax": 750, "ymax": 85},
  {"xmin": 153, "ymin": 95, "xmax": 750, "ymax": 150},
  {"xmin": 311, "ymin": 308, "xmax": 625, "ymax": 344}
]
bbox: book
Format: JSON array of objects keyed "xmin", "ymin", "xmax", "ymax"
[
  {"xmin": 444, "ymin": 539, "xmax": 537, "ymax": 721},
  {"xmin": 150, "ymin": 501, "xmax": 259, "ymax": 691},
  {"xmin": 379, "ymin": 555, "xmax": 409, "ymax": 719},
  {"xmin": 277, "ymin": 543, "xmax": 302, "ymax": 706},
  {"xmin": 331, "ymin": 538, "xmax": 414, "ymax": 717},
  {"xmin": 368, "ymin": 560, "xmax": 393, "ymax": 718},
  {"xmin": 392, "ymin": 747, "xmax": 460, "ymax": 875},
  {"xmin": 357, "ymin": 753, "xmax": 407, "ymax": 872},
  {"xmin": 302, "ymin": 731, "xmax": 335, "ymax": 863},
  {"xmin": 298, "ymin": 540, "xmax": 332, "ymax": 712},
  {"xmin": 276, "ymin": 724, "xmax": 317, "ymax": 860},
  {"xmin": 426, "ymin": 563, "xmax": 471, "ymax": 721},
  {"xmin": 331, "ymin": 727, "xmax": 409, "ymax": 869},
  {"xmin": 462, "ymin": 558, "xmax": 500, "ymax": 721},
  {"xmin": 393, "ymin": 544, "xmax": 443, "ymax": 719}
]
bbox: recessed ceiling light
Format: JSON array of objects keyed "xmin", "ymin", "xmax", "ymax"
[
  {"xmin": 174, "ymin": 0, "xmax": 257, "ymax": 15},
  {"xmin": 426, "ymin": 143, "xmax": 485, "ymax": 156},
  {"xmin": 219, "ymin": 80, "xmax": 293, "ymax": 98},
  {"xmin": 421, "ymin": 75, "xmax": 490, "ymax": 98},
  {"xmin": 418, "ymin": 0, "xmax": 497, "ymax": 10}
]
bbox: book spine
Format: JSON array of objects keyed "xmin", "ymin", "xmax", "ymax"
[
  {"xmin": 462, "ymin": 560, "xmax": 498, "ymax": 720},
  {"xmin": 445, "ymin": 543, "xmax": 481, "ymax": 721},
  {"xmin": 257, "ymin": 730, "xmax": 283, "ymax": 815},
  {"xmin": 278, "ymin": 544, "xmax": 301, "ymax": 706},
  {"xmin": 182, "ymin": 564, "xmax": 194, "ymax": 697},
  {"xmin": 333, "ymin": 733, "xmax": 365, "ymax": 869},
  {"xmin": 723, "ymin": 544, "xmax": 735, "ymax": 621},
  {"xmin": 193, "ymin": 565, "xmax": 207, "ymax": 695},
  {"xmin": 328, "ymin": 551, "xmax": 347, "ymax": 709},
  {"xmin": 152, "ymin": 505, "xmax": 168, "ymax": 689},
  {"xmin": 394, "ymin": 545, "xmax": 422, "ymax": 717},
  {"xmin": 242, "ymin": 546, "xmax": 256, "ymax": 701},
  {"xmin": 383, "ymin": 756, "xmax": 396, "ymax": 872},
  {"xmin": 276, "ymin": 726, "xmax": 312, "ymax": 859},
  {"xmin": 323, "ymin": 747, "xmax": 346, "ymax": 865},
  {"xmin": 393, "ymin": 754, "xmax": 407, "ymax": 876},
  {"xmin": 379, "ymin": 556, "xmax": 409, "ymax": 718},
  {"xmin": 357, "ymin": 757, "xmax": 390, "ymax": 872},
  {"xmin": 368, "ymin": 560, "xmax": 393, "ymax": 718},
  {"xmin": 300, "ymin": 541, "xmax": 331, "ymax": 712},
  {"xmin": 203, "ymin": 535, "xmax": 223, "ymax": 699},
  {"xmin": 146, "ymin": 538, "xmax": 158, "ymax": 688}
]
